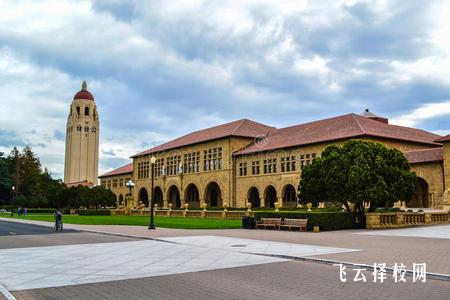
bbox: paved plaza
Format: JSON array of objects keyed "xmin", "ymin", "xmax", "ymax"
[
  {"xmin": 0, "ymin": 217, "xmax": 449, "ymax": 299},
  {"xmin": 356, "ymin": 224, "xmax": 450, "ymax": 239}
]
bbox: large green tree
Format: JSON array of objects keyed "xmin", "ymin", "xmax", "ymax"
[{"xmin": 299, "ymin": 140, "xmax": 416, "ymax": 225}]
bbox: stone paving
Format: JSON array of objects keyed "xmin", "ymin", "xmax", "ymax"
[
  {"xmin": 13, "ymin": 261, "xmax": 450, "ymax": 300},
  {"xmin": 1, "ymin": 218, "xmax": 449, "ymax": 277},
  {"xmin": 355, "ymin": 224, "xmax": 450, "ymax": 239},
  {"xmin": 160, "ymin": 235, "xmax": 358, "ymax": 257},
  {"xmin": 0, "ymin": 240, "xmax": 287, "ymax": 291},
  {"xmin": 0, "ymin": 234, "xmax": 358, "ymax": 292}
]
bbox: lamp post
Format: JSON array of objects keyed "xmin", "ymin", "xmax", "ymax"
[
  {"xmin": 126, "ymin": 180, "xmax": 134, "ymax": 196},
  {"xmin": 149, "ymin": 156, "xmax": 156, "ymax": 229}
]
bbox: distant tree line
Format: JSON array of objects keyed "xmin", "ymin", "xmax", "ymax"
[{"xmin": 0, "ymin": 146, "xmax": 116, "ymax": 209}]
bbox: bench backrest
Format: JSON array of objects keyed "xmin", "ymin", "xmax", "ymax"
[
  {"xmin": 284, "ymin": 218, "xmax": 308, "ymax": 226},
  {"xmin": 261, "ymin": 218, "xmax": 282, "ymax": 224}
]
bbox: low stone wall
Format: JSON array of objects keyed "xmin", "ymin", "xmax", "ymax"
[{"xmin": 366, "ymin": 211, "xmax": 450, "ymax": 229}]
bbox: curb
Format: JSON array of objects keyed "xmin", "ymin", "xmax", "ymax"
[{"xmin": 0, "ymin": 283, "xmax": 16, "ymax": 300}]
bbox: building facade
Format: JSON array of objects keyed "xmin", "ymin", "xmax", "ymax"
[
  {"xmin": 64, "ymin": 81, "xmax": 100, "ymax": 186},
  {"xmin": 99, "ymin": 111, "xmax": 450, "ymax": 210}
]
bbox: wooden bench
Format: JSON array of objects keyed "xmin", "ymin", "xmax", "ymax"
[
  {"xmin": 279, "ymin": 218, "xmax": 308, "ymax": 231},
  {"xmin": 256, "ymin": 218, "xmax": 282, "ymax": 230}
]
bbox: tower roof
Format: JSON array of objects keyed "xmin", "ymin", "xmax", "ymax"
[{"xmin": 73, "ymin": 80, "xmax": 94, "ymax": 101}]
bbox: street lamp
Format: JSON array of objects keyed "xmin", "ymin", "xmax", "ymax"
[
  {"xmin": 149, "ymin": 156, "xmax": 156, "ymax": 229},
  {"xmin": 126, "ymin": 180, "xmax": 134, "ymax": 196}
]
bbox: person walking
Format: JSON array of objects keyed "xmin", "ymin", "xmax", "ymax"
[
  {"xmin": 24, "ymin": 207, "xmax": 27, "ymax": 216},
  {"xmin": 53, "ymin": 209, "xmax": 63, "ymax": 232}
]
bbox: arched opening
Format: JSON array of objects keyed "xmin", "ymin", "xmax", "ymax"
[
  {"xmin": 153, "ymin": 187, "xmax": 163, "ymax": 207},
  {"xmin": 118, "ymin": 194, "xmax": 124, "ymax": 206},
  {"xmin": 408, "ymin": 177, "xmax": 430, "ymax": 208},
  {"xmin": 138, "ymin": 188, "xmax": 149, "ymax": 207},
  {"xmin": 248, "ymin": 187, "xmax": 260, "ymax": 208},
  {"xmin": 205, "ymin": 182, "xmax": 222, "ymax": 207},
  {"xmin": 185, "ymin": 184, "xmax": 200, "ymax": 208},
  {"xmin": 264, "ymin": 185, "xmax": 277, "ymax": 208},
  {"xmin": 167, "ymin": 185, "xmax": 181, "ymax": 208},
  {"xmin": 283, "ymin": 184, "xmax": 297, "ymax": 207}
]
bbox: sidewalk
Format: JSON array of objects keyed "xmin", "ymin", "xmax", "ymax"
[{"xmin": 2, "ymin": 217, "xmax": 449, "ymax": 275}]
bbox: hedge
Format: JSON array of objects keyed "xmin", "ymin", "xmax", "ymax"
[
  {"xmin": 10, "ymin": 208, "xmax": 71, "ymax": 214},
  {"xmin": 78, "ymin": 209, "xmax": 111, "ymax": 216},
  {"xmin": 252, "ymin": 211, "xmax": 357, "ymax": 231}
]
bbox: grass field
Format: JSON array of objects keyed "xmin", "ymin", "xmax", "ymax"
[{"xmin": 0, "ymin": 213, "xmax": 242, "ymax": 229}]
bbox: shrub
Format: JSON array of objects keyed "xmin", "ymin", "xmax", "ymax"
[
  {"xmin": 78, "ymin": 209, "xmax": 111, "ymax": 216},
  {"xmin": 252, "ymin": 211, "xmax": 357, "ymax": 231},
  {"xmin": 374, "ymin": 207, "xmax": 402, "ymax": 212},
  {"xmin": 25, "ymin": 208, "xmax": 70, "ymax": 214}
]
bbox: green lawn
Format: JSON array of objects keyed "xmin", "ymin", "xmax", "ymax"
[{"xmin": 0, "ymin": 213, "xmax": 242, "ymax": 229}]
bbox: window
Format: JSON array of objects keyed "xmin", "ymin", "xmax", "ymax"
[
  {"xmin": 85, "ymin": 107, "xmax": 89, "ymax": 116},
  {"xmin": 112, "ymin": 179, "xmax": 118, "ymax": 187},
  {"xmin": 166, "ymin": 155, "xmax": 181, "ymax": 176},
  {"xmin": 251, "ymin": 161, "xmax": 260, "ymax": 175},
  {"xmin": 300, "ymin": 153, "xmax": 316, "ymax": 169},
  {"xmin": 91, "ymin": 127, "xmax": 96, "ymax": 133},
  {"xmin": 107, "ymin": 180, "xmax": 111, "ymax": 189},
  {"xmin": 203, "ymin": 147, "xmax": 222, "ymax": 171},
  {"xmin": 281, "ymin": 156, "xmax": 296, "ymax": 172},
  {"xmin": 84, "ymin": 126, "xmax": 89, "ymax": 132},
  {"xmin": 77, "ymin": 125, "xmax": 82, "ymax": 132},
  {"xmin": 184, "ymin": 152, "xmax": 200, "ymax": 174},
  {"xmin": 76, "ymin": 106, "xmax": 80, "ymax": 116},
  {"xmin": 263, "ymin": 158, "xmax": 277, "ymax": 174},
  {"xmin": 239, "ymin": 162, "xmax": 247, "ymax": 176},
  {"xmin": 155, "ymin": 158, "xmax": 165, "ymax": 177},
  {"xmin": 138, "ymin": 161, "xmax": 149, "ymax": 179},
  {"xmin": 119, "ymin": 178, "xmax": 124, "ymax": 187},
  {"xmin": 101, "ymin": 180, "xmax": 106, "ymax": 187}
]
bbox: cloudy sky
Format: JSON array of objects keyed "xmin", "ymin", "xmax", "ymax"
[{"xmin": 1, "ymin": 0, "xmax": 450, "ymax": 179}]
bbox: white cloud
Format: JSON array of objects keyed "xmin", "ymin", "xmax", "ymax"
[
  {"xmin": 391, "ymin": 100, "xmax": 450, "ymax": 127},
  {"xmin": 1, "ymin": 0, "xmax": 450, "ymax": 178}
]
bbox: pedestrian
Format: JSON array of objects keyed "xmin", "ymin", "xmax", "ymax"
[
  {"xmin": 18, "ymin": 207, "xmax": 22, "ymax": 216},
  {"xmin": 24, "ymin": 207, "xmax": 27, "ymax": 216}
]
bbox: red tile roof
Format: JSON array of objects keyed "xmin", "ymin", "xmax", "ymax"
[
  {"xmin": 435, "ymin": 134, "xmax": 450, "ymax": 143},
  {"xmin": 65, "ymin": 180, "xmax": 94, "ymax": 188},
  {"xmin": 73, "ymin": 90, "xmax": 94, "ymax": 101},
  {"xmin": 99, "ymin": 163, "xmax": 133, "ymax": 178},
  {"xmin": 131, "ymin": 119, "xmax": 276, "ymax": 158},
  {"xmin": 235, "ymin": 114, "xmax": 442, "ymax": 155},
  {"xmin": 404, "ymin": 148, "xmax": 443, "ymax": 164}
]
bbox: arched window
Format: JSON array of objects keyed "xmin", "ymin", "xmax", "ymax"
[
  {"xmin": 85, "ymin": 107, "xmax": 89, "ymax": 116},
  {"xmin": 76, "ymin": 106, "xmax": 80, "ymax": 116},
  {"xmin": 91, "ymin": 127, "xmax": 96, "ymax": 133},
  {"xmin": 84, "ymin": 126, "xmax": 89, "ymax": 132},
  {"xmin": 77, "ymin": 125, "xmax": 82, "ymax": 131}
]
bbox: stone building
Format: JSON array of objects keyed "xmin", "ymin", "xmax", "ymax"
[
  {"xmin": 64, "ymin": 81, "xmax": 99, "ymax": 186},
  {"xmin": 99, "ymin": 110, "xmax": 450, "ymax": 210}
]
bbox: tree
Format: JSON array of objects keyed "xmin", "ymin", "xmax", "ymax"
[
  {"xmin": 299, "ymin": 140, "xmax": 416, "ymax": 226},
  {"xmin": 0, "ymin": 152, "xmax": 12, "ymax": 203},
  {"xmin": 90, "ymin": 186, "xmax": 116, "ymax": 208}
]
